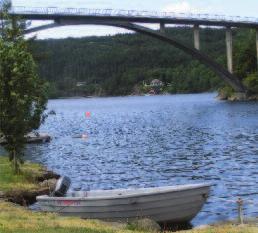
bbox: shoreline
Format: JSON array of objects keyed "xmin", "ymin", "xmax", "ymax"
[
  {"xmin": 217, "ymin": 91, "xmax": 258, "ymax": 101},
  {"xmin": 50, "ymin": 92, "xmax": 258, "ymax": 102},
  {"xmin": 0, "ymin": 156, "xmax": 59, "ymax": 205},
  {"xmin": 48, "ymin": 92, "xmax": 218, "ymax": 100}
]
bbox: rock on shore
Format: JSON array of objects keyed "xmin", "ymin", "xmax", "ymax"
[{"xmin": 218, "ymin": 92, "xmax": 258, "ymax": 101}]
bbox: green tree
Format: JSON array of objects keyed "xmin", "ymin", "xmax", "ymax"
[
  {"xmin": 234, "ymin": 29, "xmax": 256, "ymax": 80},
  {"xmin": 0, "ymin": 2, "xmax": 48, "ymax": 173}
]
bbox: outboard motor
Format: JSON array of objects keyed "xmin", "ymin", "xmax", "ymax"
[{"xmin": 52, "ymin": 176, "xmax": 71, "ymax": 197}]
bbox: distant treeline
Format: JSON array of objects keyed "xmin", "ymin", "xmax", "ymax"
[{"xmin": 29, "ymin": 27, "xmax": 257, "ymax": 98}]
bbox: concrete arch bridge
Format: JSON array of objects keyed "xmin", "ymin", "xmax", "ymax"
[{"xmin": 7, "ymin": 6, "xmax": 258, "ymax": 93}]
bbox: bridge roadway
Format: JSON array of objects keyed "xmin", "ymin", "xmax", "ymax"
[
  {"xmin": 8, "ymin": 6, "xmax": 258, "ymax": 29},
  {"xmin": 6, "ymin": 6, "xmax": 258, "ymax": 94}
]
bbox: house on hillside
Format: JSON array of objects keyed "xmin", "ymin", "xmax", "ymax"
[
  {"xmin": 76, "ymin": 82, "xmax": 87, "ymax": 87},
  {"xmin": 150, "ymin": 79, "xmax": 164, "ymax": 94},
  {"xmin": 150, "ymin": 79, "xmax": 164, "ymax": 88}
]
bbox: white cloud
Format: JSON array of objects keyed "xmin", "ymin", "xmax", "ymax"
[
  {"xmin": 12, "ymin": 0, "xmax": 112, "ymax": 8},
  {"xmin": 162, "ymin": 1, "xmax": 210, "ymax": 14}
]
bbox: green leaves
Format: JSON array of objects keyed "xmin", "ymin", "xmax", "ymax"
[
  {"xmin": 243, "ymin": 72, "xmax": 258, "ymax": 95},
  {"xmin": 233, "ymin": 29, "xmax": 256, "ymax": 80},
  {"xmin": 0, "ymin": 5, "xmax": 48, "ymax": 173}
]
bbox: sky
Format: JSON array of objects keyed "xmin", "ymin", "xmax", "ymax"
[{"xmin": 11, "ymin": 0, "xmax": 258, "ymax": 39}]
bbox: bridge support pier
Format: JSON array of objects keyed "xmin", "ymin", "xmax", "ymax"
[
  {"xmin": 256, "ymin": 29, "xmax": 258, "ymax": 70},
  {"xmin": 160, "ymin": 22, "xmax": 165, "ymax": 33},
  {"xmin": 226, "ymin": 27, "xmax": 233, "ymax": 73},
  {"xmin": 193, "ymin": 25, "xmax": 200, "ymax": 50}
]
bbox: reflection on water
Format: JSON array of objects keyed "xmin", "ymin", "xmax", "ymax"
[{"xmin": 16, "ymin": 93, "xmax": 258, "ymax": 225}]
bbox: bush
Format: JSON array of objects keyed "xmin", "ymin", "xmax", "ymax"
[
  {"xmin": 218, "ymin": 86, "xmax": 235, "ymax": 100},
  {"xmin": 243, "ymin": 72, "xmax": 258, "ymax": 95}
]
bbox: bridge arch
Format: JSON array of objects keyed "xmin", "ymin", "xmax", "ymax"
[{"xmin": 25, "ymin": 20, "xmax": 246, "ymax": 93}]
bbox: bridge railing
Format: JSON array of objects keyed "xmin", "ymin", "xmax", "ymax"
[{"xmin": 7, "ymin": 6, "xmax": 258, "ymax": 24}]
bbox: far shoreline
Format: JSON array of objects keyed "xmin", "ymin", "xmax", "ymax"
[
  {"xmin": 48, "ymin": 91, "xmax": 258, "ymax": 102},
  {"xmin": 48, "ymin": 91, "xmax": 218, "ymax": 100}
]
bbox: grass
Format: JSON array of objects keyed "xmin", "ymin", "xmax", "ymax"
[
  {"xmin": 0, "ymin": 201, "xmax": 257, "ymax": 233},
  {"xmin": 0, "ymin": 156, "xmax": 45, "ymax": 192},
  {"xmin": 180, "ymin": 225, "xmax": 258, "ymax": 233},
  {"xmin": 0, "ymin": 201, "xmax": 117, "ymax": 233}
]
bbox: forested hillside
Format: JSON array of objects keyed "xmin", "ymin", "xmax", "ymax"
[{"xmin": 29, "ymin": 27, "xmax": 256, "ymax": 98}]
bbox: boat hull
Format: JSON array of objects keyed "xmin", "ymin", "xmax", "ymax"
[
  {"xmin": 36, "ymin": 183, "xmax": 210, "ymax": 224},
  {"xmin": 0, "ymin": 132, "xmax": 51, "ymax": 144}
]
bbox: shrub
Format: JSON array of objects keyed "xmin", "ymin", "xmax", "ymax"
[{"xmin": 243, "ymin": 72, "xmax": 258, "ymax": 95}]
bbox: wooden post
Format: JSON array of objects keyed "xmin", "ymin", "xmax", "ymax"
[{"xmin": 237, "ymin": 198, "xmax": 244, "ymax": 225}]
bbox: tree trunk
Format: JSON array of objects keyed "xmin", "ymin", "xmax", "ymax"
[{"xmin": 12, "ymin": 150, "xmax": 19, "ymax": 174}]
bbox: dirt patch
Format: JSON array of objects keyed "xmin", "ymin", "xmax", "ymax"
[
  {"xmin": 1, "ymin": 170, "xmax": 60, "ymax": 206},
  {"xmin": 5, "ymin": 188, "xmax": 50, "ymax": 205}
]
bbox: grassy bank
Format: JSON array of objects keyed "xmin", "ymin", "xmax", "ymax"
[
  {"xmin": 0, "ymin": 156, "xmax": 44, "ymax": 192},
  {"xmin": 0, "ymin": 156, "xmax": 58, "ymax": 205}
]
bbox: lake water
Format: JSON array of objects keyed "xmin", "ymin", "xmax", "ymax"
[{"xmin": 13, "ymin": 93, "xmax": 258, "ymax": 225}]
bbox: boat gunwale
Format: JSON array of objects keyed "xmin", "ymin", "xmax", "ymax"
[{"xmin": 37, "ymin": 183, "xmax": 211, "ymax": 201}]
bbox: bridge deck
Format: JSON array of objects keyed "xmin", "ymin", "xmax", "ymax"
[{"xmin": 8, "ymin": 6, "xmax": 258, "ymax": 29}]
